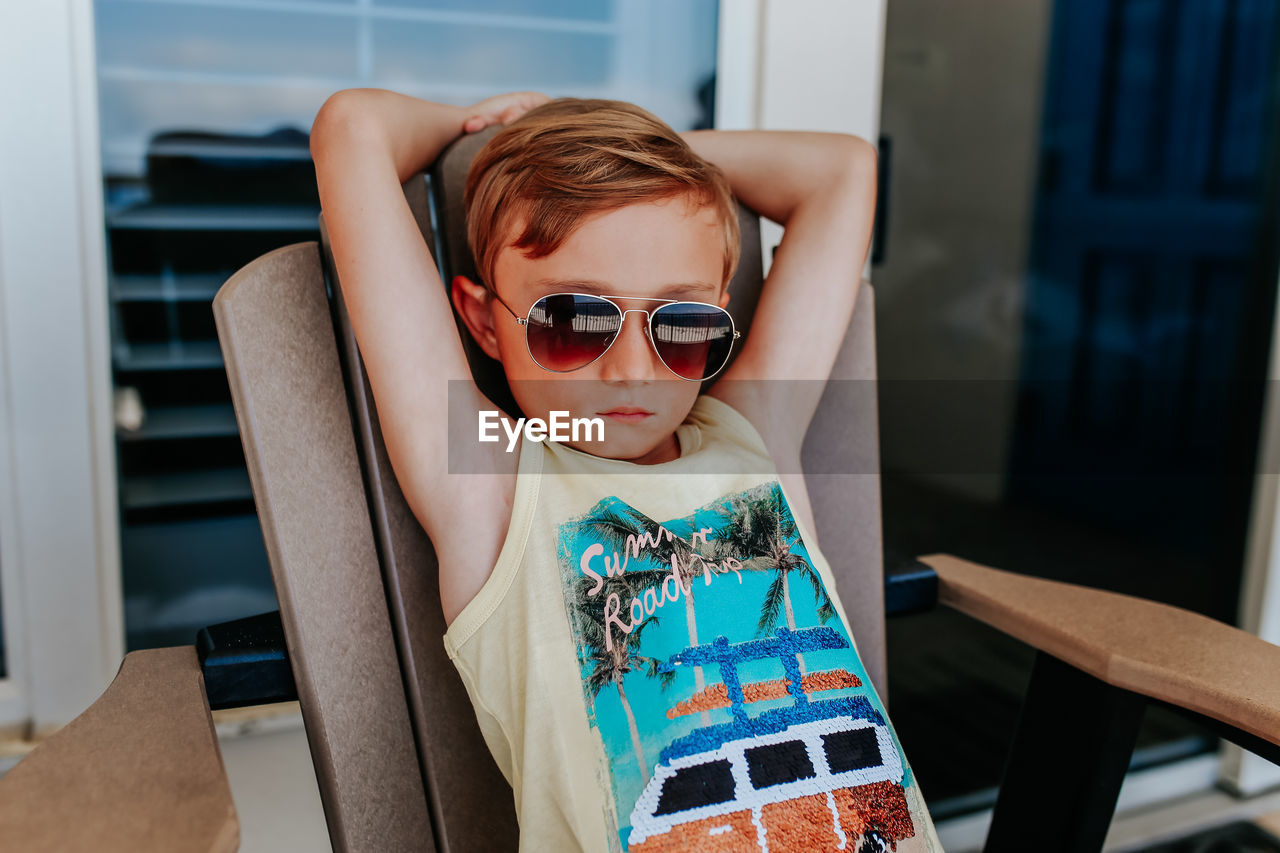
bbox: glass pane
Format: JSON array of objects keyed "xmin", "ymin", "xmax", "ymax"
[
  {"xmin": 372, "ymin": 19, "xmax": 614, "ymax": 88},
  {"xmin": 374, "ymin": 0, "xmax": 613, "ymax": 20},
  {"xmin": 96, "ymin": 3, "xmax": 359, "ymax": 77},
  {"xmin": 877, "ymin": 0, "xmax": 1280, "ymax": 817},
  {"xmin": 97, "ymin": 78, "xmax": 330, "ymax": 177},
  {"xmin": 93, "ymin": 0, "xmax": 719, "ymax": 651}
]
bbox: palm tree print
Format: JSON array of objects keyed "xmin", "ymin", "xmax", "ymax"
[
  {"xmin": 714, "ymin": 483, "xmax": 836, "ymax": 671},
  {"xmin": 569, "ymin": 503, "xmax": 717, "ymax": 725},
  {"xmin": 568, "ymin": 567, "xmax": 675, "ymax": 780}
]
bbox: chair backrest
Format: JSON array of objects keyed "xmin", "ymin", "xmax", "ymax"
[
  {"xmin": 215, "ymin": 126, "xmax": 888, "ymax": 853},
  {"xmin": 212, "ymin": 245, "xmax": 436, "ymax": 852}
]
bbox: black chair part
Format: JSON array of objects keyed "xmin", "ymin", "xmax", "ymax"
[
  {"xmin": 196, "ymin": 610, "xmax": 298, "ymax": 711},
  {"xmin": 985, "ymin": 648, "xmax": 1280, "ymax": 853},
  {"xmin": 884, "ymin": 557, "xmax": 939, "ymax": 616}
]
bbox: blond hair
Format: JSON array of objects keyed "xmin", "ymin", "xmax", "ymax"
[{"xmin": 464, "ymin": 98, "xmax": 740, "ymax": 294}]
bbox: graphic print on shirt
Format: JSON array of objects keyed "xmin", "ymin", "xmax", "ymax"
[{"xmin": 556, "ymin": 480, "xmax": 921, "ymax": 852}]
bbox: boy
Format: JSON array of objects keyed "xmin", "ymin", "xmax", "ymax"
[{"xmin": 311, "ymin": 89, "xmax": 942, "ymax": 852}]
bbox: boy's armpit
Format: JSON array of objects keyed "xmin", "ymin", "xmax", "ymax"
[
  {"xmin": 431, "ymin": 427, "xmax": 523, "ymax": 632},
  {"xmin": 393, "ymin": 381, "xmax": 517, "ymax": 554}
]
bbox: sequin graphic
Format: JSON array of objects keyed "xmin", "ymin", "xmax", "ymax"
[{"xmin": 556, "ymin": 481, "xmax": 921, "ymax": 851}]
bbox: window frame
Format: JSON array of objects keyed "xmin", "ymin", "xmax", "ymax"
[{"xmin": 0, "ymin": 0, "xmax": 125, "ymax": 737}]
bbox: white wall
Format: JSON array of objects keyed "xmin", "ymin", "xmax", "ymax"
[
  {"xmin": 719, "ymin": 0, "xmax": 886, "ymax": 271},
  {"xmin": 757, "ymin": 0, "xmax": 885, "ymax": 137}
]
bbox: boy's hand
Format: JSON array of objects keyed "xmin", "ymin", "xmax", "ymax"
[{"xmin": 462, "ymin": 91, "xmax": 551, "ymax": 133}]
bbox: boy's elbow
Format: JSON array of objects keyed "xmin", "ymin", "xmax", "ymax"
[
  {"xmin": 312, "ymin": 92, "xmax": 354, "ymax": 155},
  {"xmin": 838, "ymin": 134, "xmax": 878, "ymax": 176},
  {"xmin": 827, "ymin": 134, "xmax": 878, "ymax": 195},
  {"xmin": 311, "ymin": 90, "xmax": 382, "ymax": 159},
  {"xmin": 316, "ymin": 89, "xmax": 360, "ymax": 125}
]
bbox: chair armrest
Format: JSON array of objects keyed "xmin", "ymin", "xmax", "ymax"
[
  {"xmin": 917, "ymin": 552, "xmax": 1280, "ymax": 752},
  {"xmin": 0, "ymin": 646, "xmax": 239, "ymax": 852}
]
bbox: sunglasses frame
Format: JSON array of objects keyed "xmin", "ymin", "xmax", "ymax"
[{"xmin": 487, "ymin": 289, "xmax": 741, "ymax": 381}]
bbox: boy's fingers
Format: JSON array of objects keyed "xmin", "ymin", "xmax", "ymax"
[{"xmin": 464, "ymin": 91, "xmax": 550, "ymax": 132}]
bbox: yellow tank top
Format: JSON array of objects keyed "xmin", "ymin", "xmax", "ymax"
[{"xmin": 442, "ymin": 394, "xmax": 944, "ymax": 853}]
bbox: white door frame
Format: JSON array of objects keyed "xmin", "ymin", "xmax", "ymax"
[
  {"xmin": 716, "ymin": 0, "xmax": 886, "ymax": 271},
  {"xmin": 716, "ymin": 0, "xmax": 886, "ymax": 135},
  {"xmin": 0, "ymin": 0, "xmax": 124, "ymax": 736}
]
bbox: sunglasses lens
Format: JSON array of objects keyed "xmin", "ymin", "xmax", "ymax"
[
  {"xmin": 525, "ymin": 293, "xmax": 621, "ymax": 371},
  {"xmin": 651, "ymin": 303, "xmax": 736, "ymax": 380}
]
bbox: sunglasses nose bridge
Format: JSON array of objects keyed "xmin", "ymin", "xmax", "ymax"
[
  {"xmin": 615, "ymin": 307, "xmax": 656, "ymax": 345},
  {"xmin": 599, "ymin": 307, "xmax": 660, "ymax": 379},
  {"xmin": 617, "ymin": 306, "xmax": 652, "ymax": 323}
]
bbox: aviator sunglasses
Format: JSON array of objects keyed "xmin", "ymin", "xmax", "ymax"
[{"xmin": 487, "ymin": 289, "xmax": 740, "ymax": 381}]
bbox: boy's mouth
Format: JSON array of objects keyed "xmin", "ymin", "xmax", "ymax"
[{"xmin": 598, "ymin": 406, "xmax": 653, "ymax": 424}]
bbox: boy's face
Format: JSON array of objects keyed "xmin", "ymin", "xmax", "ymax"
[{"xmin": 474, "ymin": 195, "xmax": 729, "ymax": 464}]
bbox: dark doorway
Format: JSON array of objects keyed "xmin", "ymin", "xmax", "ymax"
[
  {"xmin": 1010, "ymin": 0, "xmax": 1280, "ymax": 611},
  {"xmin": 876, "ymin": 0, "xmax": 1280, "ymax": 817}
]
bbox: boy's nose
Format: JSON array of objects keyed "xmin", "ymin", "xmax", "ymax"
[{"xmin": 599, "ymin": 311, "xmax": 660, "ymax": 382}]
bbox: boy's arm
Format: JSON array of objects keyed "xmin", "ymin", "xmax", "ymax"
[
  {"xmin": 308, "ymin": 89, "xmax": 540, "ymax": 590},
  {"xmin": 681, "ymin": 130, "xmax": 878, "ymax": 456}
]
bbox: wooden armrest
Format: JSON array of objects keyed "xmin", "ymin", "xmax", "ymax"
[
  {"xmin": 918, "ymin": 552, "xmax": 1280, "ymax": 751},
  {"xmin": 0, "ymin": 646, "xmax": 239, "ymax": 852}
]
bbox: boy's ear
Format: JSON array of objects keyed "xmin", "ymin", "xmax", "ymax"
[
  {"xmin": 451, "ymin": 274, "xmax": 503, "ymax": 361},
  {"xmin": 718, "ymin": 287, "xmax": 730, "ymax": 309}
]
